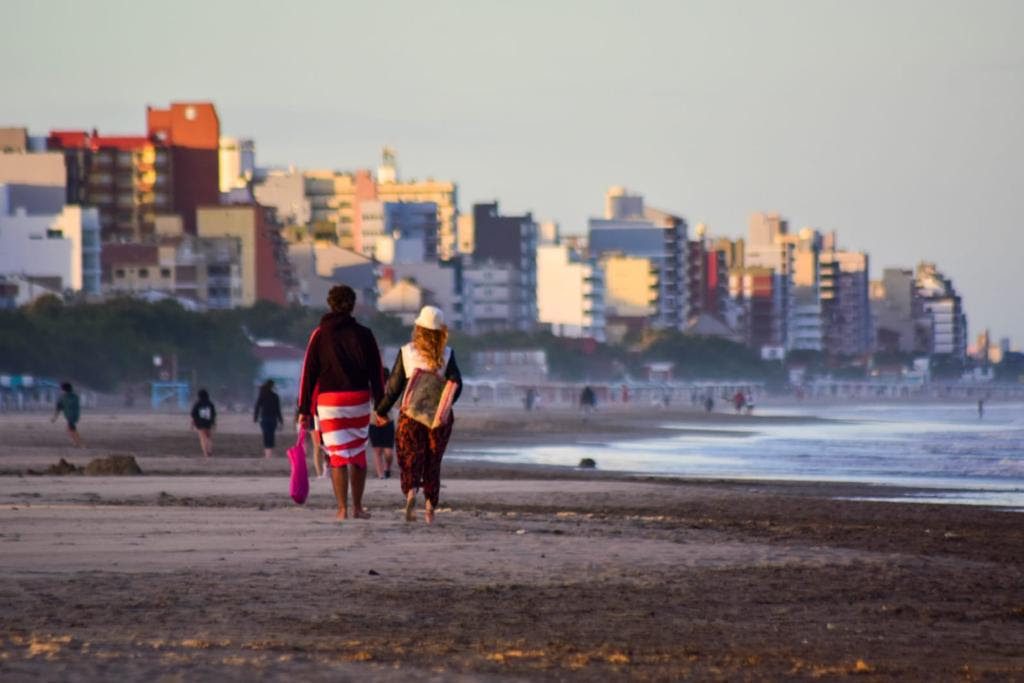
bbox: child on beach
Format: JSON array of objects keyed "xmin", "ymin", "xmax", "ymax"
[
  {"xmin": 374, "ymin": 305, "xmax": 462, "ymax": 524},
  {"xmin": 369, "ymin": 408, "xmax": 396, "ymax": 479},
  {"xmin": 190, "ymin": 389, "xmax": 216, "ymax": 457},
  {"xmin": 369, "ymin": 370, "xmax": 396, "ymax": 479},
  {"xmin": 51, "ymin": 382, "xmax": 82, "ymax": 447}
]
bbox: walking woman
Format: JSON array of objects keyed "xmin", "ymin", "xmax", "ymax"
[
  {"xmin": 374, "ymin": 305, "xmax": 462, "ymax": 524},
  {"xmin": 297, "ymin": 285, "xmax": 385, "ymax": 521},
  {"xmin": 253, "ymin": 380, "xmax": 283, "ymax": 458},
  {"xmin": 190, "ymin": 388, "xmax": 217, "ymax": 457}
]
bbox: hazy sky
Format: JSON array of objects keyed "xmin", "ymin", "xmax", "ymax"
[{"xmin": 4, "ymin": 0, "xmax": 1022, "ymax": 342}]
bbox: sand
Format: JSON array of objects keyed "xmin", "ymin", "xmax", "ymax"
[{"xmin": 0, "ymin": 408, "xmax": 1022, "ymax": 680}]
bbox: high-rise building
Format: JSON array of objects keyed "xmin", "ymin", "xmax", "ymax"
[
  {"xmin": 819, "ymin": 249, "xmax": 872, "ymax": 357},
  {"xmin": 537, "ymin": 241, "xmax": 605, "ymax": 342},
  {"xmin": 588, "ymin": 188, "xmax": 688, "ymax": 330},
  {"xmin": 219, "ymin": 137, "xmax": 255, "ymax": 193},
  {"xmin": 46, "ymin": 101, "xmax": 221, "ymax": 240},
  {"xmin": 915, "ymin": 262, "xmax": 967, "ymax": 360},
  {"xmin": 729, "ymin": 267, "xmax": 786, "ymax": 350},
  {"xmin": 300, "ymin": 149, "xmax": 457, "ymax": 258},
  {"xmin": 0, "ymin": 184, "xmax": 101, "ymax": 295},
  {"xmin": 686, "ymin": 223, "xmax": 730, "ymax": 322},
  {"xmin": 871, "ymin": 268, "xmax": 926, "ymax": 354},
  {"xmin": 460, "ymin": 201, "xmax": 538, "ymax": 331},
  {"xmin": 197, "ymin": 205, "xmax": 293, "ymax": 305},
  {"xmin": 253, "ymin": 167, "xmax": 311, "ymax": 228},
  {"xmin": 461, "ymin": 259, "xmax": 532, "ymax": 334},
  {"xmin": 786, "ymin": 228, "xmax": 824, "ymax": 352}
]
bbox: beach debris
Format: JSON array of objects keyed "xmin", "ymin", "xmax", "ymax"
[
  {"xmin": 84, "ymin": 455, "xmax": 143, "ymax": 476},
  {"xmin": 368, "ymin": 569, "xmax": 380, "ymax": 576},
  {"xmin": 578, "ymin": 458, "xmax": 597, "ymax": 469},
  {"xmin": 515, "ymin": 529, "xmax": 527, "ymax": 535},
  {"xmin": 28, "ymin": 458, "xmax": 84, "ymax": 475}
]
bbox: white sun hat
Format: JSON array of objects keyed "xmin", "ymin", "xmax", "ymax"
[{"xmin": 414, "ymin": 305, "xmax": 445, "ymax": 330}]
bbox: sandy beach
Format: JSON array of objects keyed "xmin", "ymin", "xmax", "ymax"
[{"xmin": 1, "ymin": 408, "xmax": 1022, "ymax": 680}]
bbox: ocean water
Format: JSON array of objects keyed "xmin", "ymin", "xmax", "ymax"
[{"xmin": 452, "ymin": 402, "xmax": 1024, "ymax": 509}]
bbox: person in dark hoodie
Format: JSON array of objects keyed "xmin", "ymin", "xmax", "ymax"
[
  {"xmin": 254, "ymin": 380, "xmax": 284, "ymax": 458},
  {"xmin": 190, "ymin": 388, "xmax": 217, "ymax": 457},
  {"xmin": 297, "ymin": 285, "xmax": 385, "ymax": 522}
]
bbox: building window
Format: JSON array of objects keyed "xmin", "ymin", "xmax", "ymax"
[
  {"xmin": 160, "ymin": 268, "xmax": 171, "ymax": 278},
  {"xmin": 138, "ymin": 268, "xmax": 149, "ymax": 278},
  {"xmin": 114, "ymin": 269, "xmax": 125, "ymax": 278}
]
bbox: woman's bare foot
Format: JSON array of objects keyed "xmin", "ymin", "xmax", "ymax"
[
  {"xmin": 353, "ymin": 507, "xmax": 372, "ymax": 519},
  {"xmin": 424, "ymin": 502, "xmax": 435, "ymax": 525},
  {"xmin": 336, "ymin": 508, "xmax": 348, "ymax": 521},
  {"xmin": 404, "ymin": 493, "xmax": 416, "ymax": 522}
]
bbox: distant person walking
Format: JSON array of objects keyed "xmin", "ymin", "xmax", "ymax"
[
  {"xmin": 375, "ymin": 305, "xmax": 462, "ymax": 524},
  {"xmin": 580, "ymin": 385, "xmax": 597, "ymax": 416},
  {"xmin": 732, "ymin": 391, "xmax": 746, "ymax": 414},
  {"xmin": 254, "ymin": 380, "xmax": 284, "ymax": 458},
  {"xmin": 52, "ymin": 382, "xmax": 82, "ymax": 447},
  {"xmin": 190, "ymin": 388, "xmax": 217, "ymax": 457},
  {"xmin": 297, "ymin": 285, "xmax": 386, "ymax": 521},
  {"xmin": 978, "ymin": 398, "xmax": 985, "ymax": 419}
]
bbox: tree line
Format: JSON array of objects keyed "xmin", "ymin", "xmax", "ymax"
[{"xmin": 0, "ymin": 297, "xmax": 787, "ymax": 395}]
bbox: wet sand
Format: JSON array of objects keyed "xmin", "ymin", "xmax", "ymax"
[{"xmin": 0, "ymin": 410, "xmax": 1022, "ymax": 680}]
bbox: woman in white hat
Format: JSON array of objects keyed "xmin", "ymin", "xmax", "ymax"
[{"xmin": 374, "ymin": 305, "xmax": 462, "ymax": 523}]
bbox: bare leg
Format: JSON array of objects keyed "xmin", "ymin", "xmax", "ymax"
[
  {"xmin": 351, "ymin": 465, "xmax": 370, "ymax": 518},
  {"xmin": 263, "ymin": 448, "xmax": 273, "ymax": 458},
  {"xmin": 198, "ymin": 430, "xmax": 212, "ymax": 457},
  {"xmin": 69, "ymin": 428, "xmax": 82, "ymax": 448},
  {"xmin": 383, "ymin": 448, "xmax": 394, "ymax": 477},
  {"xmin": 373, "ymin": 448, "xmax": 384, "ymax": 479},
  {"xmin": 331, "ymin": 465, "xmax": 349, "ymax": 520},
  {"xmin": 424, "ymin": 499, "xmax": 435, "ymax": 525},
  {"xmin": 312, "ymin": 434, "xmax": 324, "ymax": 476},
  {"xmin": 404, "ymin": 489, "xmax": 416, "ymax": 522}
]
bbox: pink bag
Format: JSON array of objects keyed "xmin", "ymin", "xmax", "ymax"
[{"xmin": 287, "ymin": 429, "xmax": 309, "ymax": 505}]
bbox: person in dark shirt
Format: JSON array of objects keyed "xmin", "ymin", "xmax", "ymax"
[
  {"xmin": 51, "ymin": 382, "xmax": 82, "ymax": 447},
  {"xmin": 190, "ymin": 388, "xmax": 217, "ymax": 458},
  {"xmin": 297, "ymin": 284, "xmax": 385, "ymax": 521},
  {"xmin": 254, "ymin": 380, "xmax": 284, "ymax": 458}
]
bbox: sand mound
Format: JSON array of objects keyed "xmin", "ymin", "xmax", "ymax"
[
  {"xmin": 84, "ymin": 455, "xmax": 143, "ymax": 476},
  {"xmin": 29, "ymin": 458, "xmax": 84, "ymax": 475}
]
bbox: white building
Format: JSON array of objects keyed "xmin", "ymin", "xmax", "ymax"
[
  {"xmin": 536, "ymin": 243, "xmax": 606, "ymax": 342},
  {"xmin": 253, "ymin": 166, "xmax": 312, "ymax": 227},
  {"xmin": 0, "ymin": 184, "xmax": 101, "ymax": 294},
  {"xmin": 461, "ymin": 260, "xmax": 532, "ymax": 335},
  {"xmin": 219, "ymin": 137, "xmax": 255, "ymax": 193}
]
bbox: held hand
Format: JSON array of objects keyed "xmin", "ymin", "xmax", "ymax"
[{"xmin": 373, "ymin": 413, "xmax": 389, "ymax": 427}]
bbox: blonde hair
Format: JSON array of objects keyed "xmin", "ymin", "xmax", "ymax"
[{"xmin": 412, "ymin": 324, "xmax": 448, "ymax": 372}]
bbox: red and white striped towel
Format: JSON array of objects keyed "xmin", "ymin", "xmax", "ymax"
[{"xmin": 316, "ymin": 390, "xmax": 371, "ymax": 466}]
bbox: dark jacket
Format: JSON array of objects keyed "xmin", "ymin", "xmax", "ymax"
[
  {"xmin": 375, "ymin": 348, "xmax": 463, "ymax": 417},
  {"xmin": 297, "ymin": 312, "xmax": 385, "ymax": 418},
  {"xmin": 191, "ymin": 398, "xmax": 216, "ymax": 429},
  {"xmin": 253, "ymin": 390, "xmax": 283, "ymax": 425}
]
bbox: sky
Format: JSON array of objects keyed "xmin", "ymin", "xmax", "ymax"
[{"xmin": 3, "ymin": 0, "xmax": 1022, "ymax": 343}]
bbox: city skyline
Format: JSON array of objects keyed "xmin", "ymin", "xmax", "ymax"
[{"xmin": 3, "ymin": 0, "xmax": 1022, "ymax": 341}]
